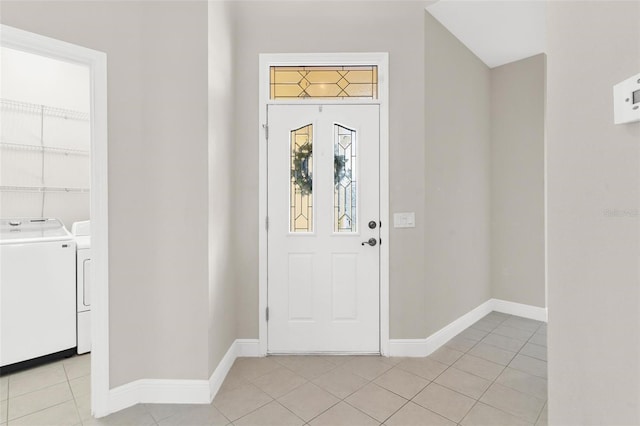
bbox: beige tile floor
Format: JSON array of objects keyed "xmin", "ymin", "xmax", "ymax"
[{"xmin": 1, "ymin": 312, "xmax": 547, "ymax": 425}]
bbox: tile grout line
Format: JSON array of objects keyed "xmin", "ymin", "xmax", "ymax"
[
  {"xmin": 4, "ymin": 379, "xmax": 8, "ymax": 426},
  {"xmin": 431, "ymin": 330, "xmax": 500, "ymax": 425},
  {"xmin": 6, "ymin": 400, "xmax": 74, "ymax": 424},
  {"xmin": 344, "ymin": 379, "xmax": 412, "ymax": 423},
  {"xmin": 233, "ymin": 357, "xmax": 368, "ymax": 425},
  {"xmin": 458, "ymin": 314, "xmax": 514, "ymax": 425},
  {"xmin": 460, "ymin": 316, "xmax": 546, "ymax": 425},
  {"xmin": 5, "ymin": 378, "xmax": 78, "ymax": 423},
  {"xmin": 64, "ymin": 361, "xmax": 85, "ymax": 426},
  {"xmin": 377, "ymin": 397, "xmax": 412, "ymax": 425},
  {"xmin": 291, "ymin": 359, "xmax": 403, "ymax": 425},
  {"xmin": 408, "ymin": 372, "xmax": 476, "ymax": 424},
  {"xmin": 533, "ymin": 400, "xmax": 547, "ymax": 426},
  {"xmin": 215, "ymin": 383, "xmax": 274, "ymax": 424},
  {"xmin": 296, "ymin": 361, "xmax": 383, "ymax": 425},
  {"xmin": 232, "ymin": 397, "xmax": 302, "ymax": 425},
  {"xmin": 447, "ymin": 314, "xmax": 546, "ymax": 425}
]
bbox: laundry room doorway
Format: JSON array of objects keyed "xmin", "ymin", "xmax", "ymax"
[{"xmin": 0, "ymin": 25, "xmax": 109, "ymax": 417}]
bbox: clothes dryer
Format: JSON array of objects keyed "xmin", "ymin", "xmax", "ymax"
[{"xmin": 71, "ymin": 220, "xmax": 91, "ymax": 354}]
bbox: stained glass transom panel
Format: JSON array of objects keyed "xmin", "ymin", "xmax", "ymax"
[
  {"xmin": 271, "ymin": 66, "xmax": 378, "ymax": 99},
  {"xmin": 334, "ymin": 124, "xmax": 357, "ymax": 233},
  {"xmin": 290, "ymin": 124, "xmax": 313, "ymax": 232}
]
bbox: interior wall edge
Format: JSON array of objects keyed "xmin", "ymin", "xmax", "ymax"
[{"xmin": 424, "ymin": 9, "xmax": 492, "ymax": 341}]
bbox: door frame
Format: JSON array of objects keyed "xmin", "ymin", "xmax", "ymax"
[
  {"xmin": 258, "ymin": 52, "xmax": 389, "ymax": 356},
  {"xmin": 1, "ymin": 25, "xmax": 110, "ymax": 416}
]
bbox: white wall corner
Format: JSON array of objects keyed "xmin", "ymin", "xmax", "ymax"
[
  {"xmin": 235, "ymin": 339, "xmax": 261, "ymax": 358},
  {"xmin": 491, "ymin": 298, "xmax": 548, "ymax": 322},
  {"xmin": 208, "ymin": 339, "xmax": 240, "ymax": 401},
  {"xmin": 209, "ymin": 339, "xmax": 261, "ymax": 401},
  {"xmin": 388, "ymin": 299, "xmax": 547, "ymax": 357},
  {"xmin": 108, "ymin": 338, "xmax": 262, "ymax": 414}
]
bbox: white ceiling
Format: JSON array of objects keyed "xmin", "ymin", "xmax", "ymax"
[{"xmin": 426, "ymin": 0, "xmax": 546, "ymax": 69}]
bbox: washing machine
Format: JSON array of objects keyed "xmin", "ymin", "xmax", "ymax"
[
  {"xmin": 0, "ymin": 218, "xmax": 77, "ymax": 371},
  {"xmin": 71, "ymin": 220, "xmax": 91, "ymax": 354}
]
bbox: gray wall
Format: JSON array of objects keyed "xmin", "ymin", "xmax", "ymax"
[
  {"xmin": 423, "ymin": 12, "xmax": 493, "ymax": 336},
  {"xmin": 1, "ymin": 0, "xmax": 550, "ymax": 392},
  {"xmin": 231, "ymin": 1, "xmax": 430, "ymax": 339},
  {"xmin": 546, "ymin": 1, "xmax": 640, "ymax": 424},
  {"xmin": 231, "ymin": 3, "xmax": 532, "ymax": 341},
  {"xmin": 208, "ymin": 1, "xmax": 237, "ymax": 375},
  {"xmin": 1, "ymin": 1, "xmax": 211, "ymax": 386},
  {"xmin": 490, "ymin": 54, "xmax": 546, "ymax": 308}
]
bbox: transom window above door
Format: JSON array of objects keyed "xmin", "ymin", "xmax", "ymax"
[{"xmin": 270, "ymin": 66, "xmax": 378, "ymax": 99}]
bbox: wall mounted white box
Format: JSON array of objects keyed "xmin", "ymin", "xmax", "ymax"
[
  {"xmin": 393, "ymin": 212, "xmax": 415, "ymax": 228},
  {"xmin": 613, "ymin": 73, "xmax": 640, "ymax": 124}
]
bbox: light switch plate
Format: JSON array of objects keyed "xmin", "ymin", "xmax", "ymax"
[
  {"xmin": 393, "ymin": 212, "xmax": 415, "ymax": 228},
  {"xmin": 614, "ymin": 73, "xmax": 640, "ymax": 124}
]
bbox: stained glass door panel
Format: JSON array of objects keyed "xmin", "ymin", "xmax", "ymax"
[
  {"xmin": 270, "ymin": 66, "xmax": 378, "ymax": 99},
  {"xmin": 334, "ymin": 124, "xmax": 357, "ymax": 233},
  {"xmin": 267, "ymin": 104, "xmax": 380, "ymax": 353},
  {"xmin": 290, "ymin": 124, "xmax": 313, "ymax": 232}
]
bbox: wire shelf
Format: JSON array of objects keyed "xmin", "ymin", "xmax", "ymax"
[
  {"xmin": 0, "ymin": 141, "xmax": 90, "ymax": 156},
  {"xmin": 0, "ymin": 185, "xmax": 90, "ymax": 194},
  {"xmin": 1, "ymin": 98, "xmax": 90, "ymax": 121}
]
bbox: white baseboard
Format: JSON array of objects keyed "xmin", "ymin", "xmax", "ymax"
[
  {"xmin": 491, "ymin": 298, "xmax": 548, "ymax": 322},
  {"xmin": 389, "ymin": 299, "xmax": 493, "ymax": 357},
  {"xmin": 105, "ymin": 299, "xmax": 547, "ymax": 413},
  {"xmin": 389, "ymin": 299, "xmax": 547, "ymax": 357},
  {"xmin": 107, "ymin": 338, "xmax": 261, "ymax": 415},
  {"xmin": 235, "ymin": 339, "xmax": 261, "ymax": 357},
  {"xmin": 109, "ymin": 378, "xmax": 210, "ymax": 414},
  {"xmin": 208, "ymin": 340, "xmax": 239, "ymax": 401}
]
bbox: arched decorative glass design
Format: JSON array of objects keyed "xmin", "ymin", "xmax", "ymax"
[
  {"xmin": 334, "ymin": 124, "xmax": 357, "ymax": 233},
  {"xmin": 290, "ymin": 124, "xmax": 313, "ymax": 232}
]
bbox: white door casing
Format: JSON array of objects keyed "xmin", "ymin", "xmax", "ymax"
[
  {"xmin": 258, "ymin": 52, "xmax": 390, "ymax": 356},
  {"xmin": 0, "ymin": 25, "xmax": 110, "ymax": 416},
  {"xmin": 267, "ymin": 104, "xmax": 380, "ymax": 353}
]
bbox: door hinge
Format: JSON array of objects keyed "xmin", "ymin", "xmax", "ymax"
[
  {"xmin": 266, "ymin": 307, "xmax": 269, "ymax": 322},
  {"xmin": 380, "ymin": 238, "xmax": 382, "ymax": 246},
  {"xmin": 263, "ymin": 124, "xmax": 269, "ymax": 140},
  {"xmin": 265, "ymin": 216, "xmax": 269, "ymax": 231}
]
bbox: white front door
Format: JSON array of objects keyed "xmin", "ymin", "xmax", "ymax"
[{"xmin": 267, "ymin": 104, "xmax": 380, "ymax": 353}]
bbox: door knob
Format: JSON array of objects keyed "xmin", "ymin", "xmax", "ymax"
[{"xmin": 361, "ymin": 238, "xmax": 377, "ymax": 247}]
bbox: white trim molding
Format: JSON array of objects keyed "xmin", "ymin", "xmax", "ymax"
[
  {"xmin": 389, "ymin": 299, "xmax": 548, "ymax": 357},
  {"xmin": 209, "ymin": 339, "xmax": 260, "ymax": 400},
  {"xmin": 492, "ymin": 298, "xmax": 547, "ymax": 322},
  {"xmin": 106, "ymin": 296, "xmax": 546, "ymax": 411},
  {"xmin": 389, "ymin": 300, "xmax": 494, "ymax": 357},
  {"xmin": 109, "ymin": 379, "xmax": 211, "ymax": 414},
  {"xmin": 208, "ymin": 340, "xmax": 239, "ymax": 400},
  {"xmin": 0, "ymin": 25, "xmax": 110, "ymax": 418},
  {"xmin": 107, "ymin": 338, "xmax": 262, "ymax": 413},
  {"xmin": 258, "ymin": 52, "xmax": 390, "ymax": 356},
  {"xmin": 235, "ymin": 339, "xmax": 261, "ymax": 357}
]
